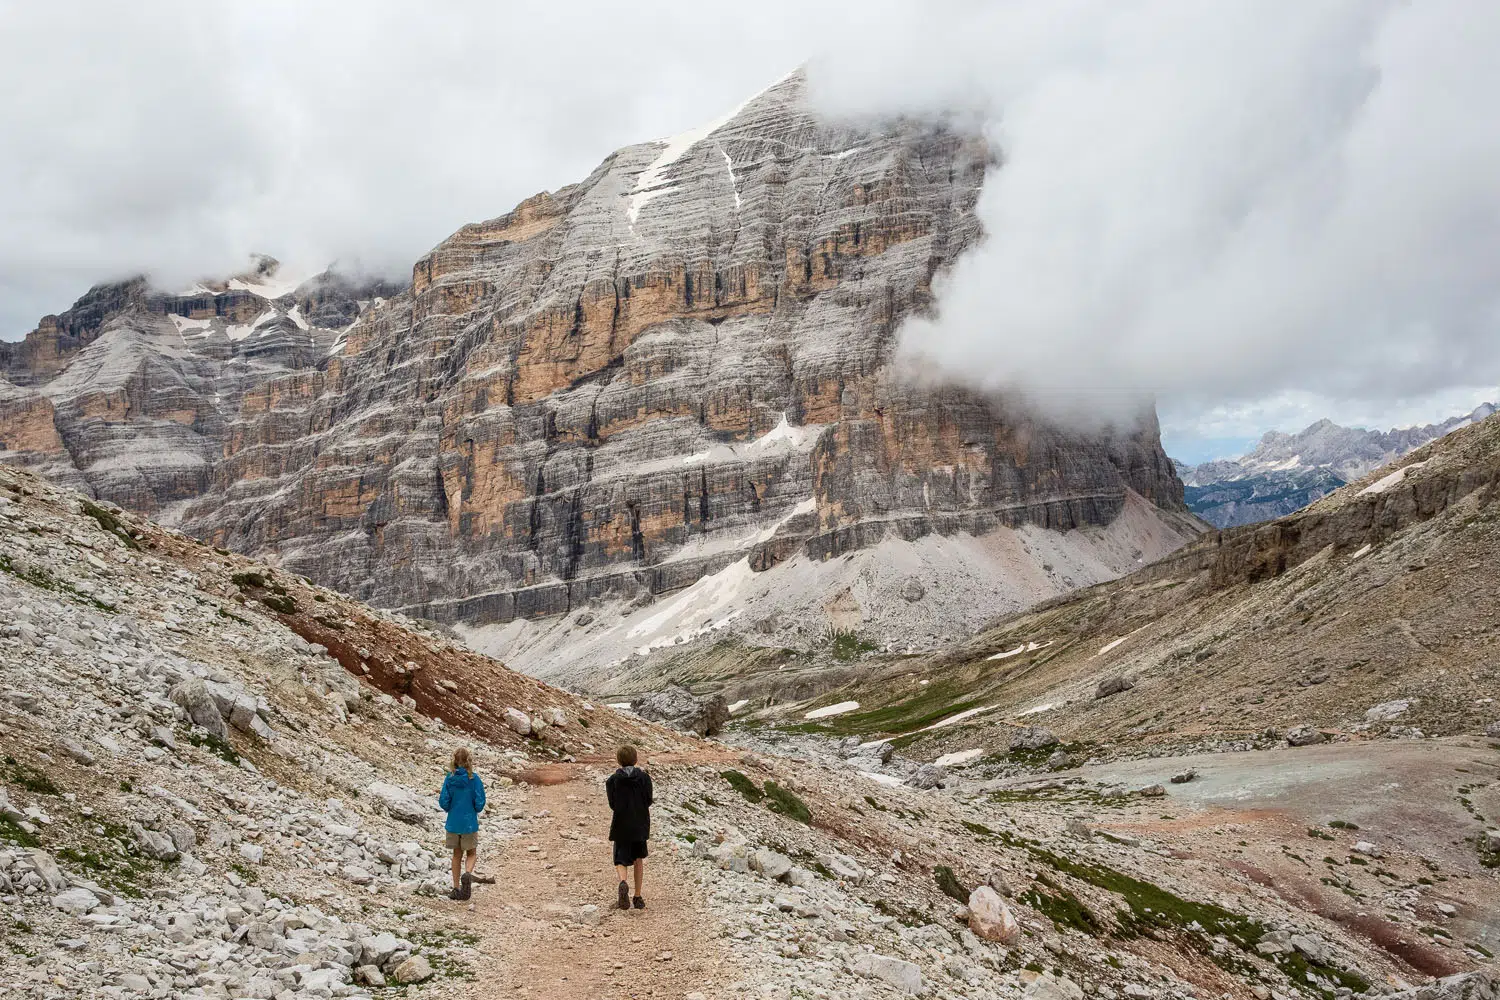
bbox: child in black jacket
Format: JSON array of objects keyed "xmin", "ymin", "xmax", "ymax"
[{"xmin": 605, "ymin": 744, "xmax": 653, "ymax": 910}]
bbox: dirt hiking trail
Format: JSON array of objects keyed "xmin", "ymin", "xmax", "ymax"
[{"xmin": 454, "ymin": 761, "xmax": 736, "ymax": 999}]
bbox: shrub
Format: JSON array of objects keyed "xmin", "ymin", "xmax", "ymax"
[
  {"xmin": 764, "ymin": 781, "xmax": 811, "ymax": 824},
  {"xmin": 721, "ymin": 770, "xmax": 763, "ymax": 803}
]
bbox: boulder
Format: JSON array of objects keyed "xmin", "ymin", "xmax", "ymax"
[
  {"xmin": 1027, "ymin": 974, "xmax": 1086, "ymax": 1000},
  {"xmin": 1485, "ymin": 721, "xmax": 1500, "ymax": 739},
  {"xmin": 1366, "ymin": 699, "xmax": 1412, "ymax": 723},
  {"xmin": 169, "ymin": 679, "xmax": 231, "ymax": 741},
  {"xmin": 1171, "ymin": 769, "xmax": 1197, "ymax": 784},
  {"xmin": 1096, "ymin": 676, "xmax": 1135, "ymax": 699},
  {"xmin": 367, "ymin": 782, "xmax": 431, "ymax": 824},
  {"xmin": 51, "ymin": 887, "xmax": 100, "ymax": 915},
  {"xmin": 1481, "ymin": 829, "xmax": 1500, "ymax": 854},
  {"xmin": 393, "ymin": 955, "xmax": 434, "ymax": 984},
  {"xmin": 540, "ymin": 707, "xmax": 568, "ymax": 728},
  {"xmin": 1010, "ymin": 726, "xmax": 1059, "ymax": 751},
  {"xmin": 1286, "ymin": 725, "xmax": 1326, "ymax": 747},
  {"xmin": 631, "ymin": 685, "xmax": 730, "ymax": 737},
  {"xmin": 899, "ymin": 577, "xmax": 926, "ymax": 602},
  {"xmin": 906, "ymin": 763, "xmax": 947, "ymax": 789},
  {"xmin": 55, "ymin": 738, "xmax": 96, "ymax": 766},
  {"xmin": 968, "ymin": 885, "xmax": 1019, "ymax": 943},
  {"xmin": 354, "ymin": 966, "xmax": 385, "ymax": 987},
  {"xmin": 750, "ymin": 849, "xmax": 793, "ymax": 881},
  {"xmin": 1045, "ymin": 749, "xmax": 1075, "ymax": 770},
  {"xmin": 132, "ymin": 824, "xmax": 179, "ymax": 861},
  {"xmin": 852, "ymin": 953, "xmax": 924, "ymax": 994},
  {"xmin": 503, "ymin": 708, "xmax": 532, "ymax": 736}
]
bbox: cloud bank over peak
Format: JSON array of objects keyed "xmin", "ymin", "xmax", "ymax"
[{"xmin": 809, "ymin": 0, "xmax": 1500, "ymax": 426}]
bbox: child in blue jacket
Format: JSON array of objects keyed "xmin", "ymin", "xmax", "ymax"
[{"xmin": 438, "ymin": 747, "xmax": 486, "ymax": 900}]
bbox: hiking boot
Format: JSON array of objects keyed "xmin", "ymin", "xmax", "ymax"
[
  {"xmin": 633, "ymin": 895, "xmax": 646, "ymax": 909},
  {"xmin": 460, "ymin": 872, "xmax": 473, "ymax": 901},
  {"xmin": 448, "ymin": 886, "xmax": 463, "ymax": 901},
  {"xmin": 617, "ymin": 880, "xmax": 630, "ymax": 910}
]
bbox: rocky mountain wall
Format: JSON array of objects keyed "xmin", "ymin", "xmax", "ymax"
[{"xmin": 2, "ymin": 74, "xmax": 1189, "ymax": 629}]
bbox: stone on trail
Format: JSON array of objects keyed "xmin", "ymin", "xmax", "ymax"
[
  {"xmin": 1286, "ymin": 725, "xmax": 1326, "ymax": 746},
  {"xmin": 1096, "ymin": 676, "xmax": 1134, "ymax": 699},
  {"xmin": 1171, "ymin": 769, "xmax": 1197, "ymax": 784},
  {"xmin": 1485, "ymin": 721, "xmax": 1500, "ymax": 738},
  {"xmin": 968, "ymin": 885, "xmax": 1020, "ymax": 943},
  {"xmin": 852, "ymin": 952, "xmax": 924, "ymax": 994}
]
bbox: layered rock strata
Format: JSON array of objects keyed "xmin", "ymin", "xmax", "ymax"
[{"xmin": 2, "ymin": 73, "xmax": 1187, "ymax": 628}]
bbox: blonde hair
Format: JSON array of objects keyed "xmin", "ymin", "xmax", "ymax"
[{"xmin": 451, "ymin": 747, "xmax": 473, "ymax": 773}]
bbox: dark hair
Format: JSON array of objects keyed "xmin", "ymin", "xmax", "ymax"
[{"xmin": 616, "ymin": 745, "xmax": 637, "ymax": 767}]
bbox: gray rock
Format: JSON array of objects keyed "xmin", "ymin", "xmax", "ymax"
[
  {"xmin": 906, "ymin": 763, "xmax": 947, "ymax": 789},
  {"xmin": 27, "ymin": 849, "xmax": 68, "ymax": 891},
  {"xmin": 169, "ymin": 678, "xmax": 231, "ymax": 741},
  {"xmin": 1171, "ymin": 769, "xmax": 1197, "ymax": 783},
  {"xmin": 367, "ymin": 781, "xmax": 431, "ymax": 824},
  {"xmin": 132, "ymin": 824, "xmax": 180, "ymax": 861},
  {"xmin": 237, "ymin": 842, "xmax": 264, "ymax": 865},
  {"xmin": 750, "ymin": 849, "xmax": 793, "ymax": 881},
  {"xmin": 1485, "ymin": 721, "xmax": 1500, "ymax": 739},
  {"xmin": 1096, "ymin": 676, "xmax": 1135, "ymax": 699},
  {"xmin": 1010, "ymin": 726, "xmax": 1059, "ymax": 751},
  {"xmin": 631, "ymin": 685, "xmax": 729, "ymax": 737},
  {"xmin": 851, "ymin": 953, "xmax": 924, "ymax": 994},
  {"xmin": 504, "ymin": 707, "xmax": 532, "ymax": 736},
  {"xmin": 51, "ymin": 886, "xmax": 100, "ymax": 914},
  {"xmin": 393, "ymin": 955, "xmax": 434, "ymax": 984},
  {"xmin": 1366, "ymin": 699, "xmax": 1412, "ymax": 723},
  {"xmin": 1286, "ymin": 725, "xmax": 1326, "ymax": 747},
  {"xmin": 899, "ymin": 577, "xmax": 926, "ymax": 602},
  {"xmin": 1045, "ymin": 749, "xmax": 1074, "ymax": 770},
  {"xmin": 55, "ymin": 738, "xmax": 96, "ymax": 766},
  {"xmin": 354, "ymin": 965, "xmax": 385, "ymax": 987}
]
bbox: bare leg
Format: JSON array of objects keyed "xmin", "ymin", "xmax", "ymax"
[
  {"xmin": 465, "ymin": 849, "xmax": 478, "ymax": 874},
  {"xmin": 614, "ymin": 864, "xmax": 629, "ymax": 884},
  {"xmin": 633, "ymin": 858, "xmax": 645, "ymax": 897},
  {"xmin": 450, "ymin": 848, "xmax": 463, "ymax": 888}
]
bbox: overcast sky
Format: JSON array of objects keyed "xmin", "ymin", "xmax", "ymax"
[{"xmin": 2, "ymin": 1, "xmax": 1496, "ymax": 462}]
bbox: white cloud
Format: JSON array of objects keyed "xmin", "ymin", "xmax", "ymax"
[
  {"xmin": 811, "ymin": 0, "xmax": 1500, "ymax": 426},
  {"xmin": 3, "ymin": 1, "xmax": 1496, "ymax": 453}
]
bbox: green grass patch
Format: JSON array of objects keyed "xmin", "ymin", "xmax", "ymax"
[
  {"xmin": 1022, "ymin": 875, "xmax": 1103, "ymax": 935},
  {"xmin": 827, "ymin": 628, "xmax": 879, "ymax": 662},
  {"xmin": 80, "ymin": 500, "xmax": 139, "ymax": 550},
  {"xmin": 0, "ymin": 815, "xmax": 40, "ymax": 848},
  {"xmin": 933, "ymin": 865, "xmax": 970, "ymax": 903},
  {"xmin": 186, "ymin": 731, "xmax": 241, "ymax": 765},
  {"xmin": 261, "ymin": 594, "xmax": 297, "ymax": 614},
  {"xmin": 721, "ymin": 770, "xmax": 763, "ymax": 803},
  {"xmin": 4, "ymin": 757, "xmax": 60, "ymax": 796},
  {"xmin": 764, "ymin": 781, "xmax": 811, "ymax": 824}
]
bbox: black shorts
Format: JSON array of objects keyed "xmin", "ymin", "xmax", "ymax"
[{"xmin": 613, "ymin": 840, "xmax": 649, "ymax": 866}]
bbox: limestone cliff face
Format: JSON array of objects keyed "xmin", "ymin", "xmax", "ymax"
[{"xmin": 1, "ymin": 73, "xmax": 1187, "ymax": 627}]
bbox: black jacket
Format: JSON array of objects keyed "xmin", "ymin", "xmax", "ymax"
[{"xmin": 605, "ymin": 766, "xmax": 653, "ymax": 842}]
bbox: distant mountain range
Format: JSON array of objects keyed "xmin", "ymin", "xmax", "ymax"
[{"xmin": 1174, "ymin": 402, "xmax": 1496, "ymax": 528}]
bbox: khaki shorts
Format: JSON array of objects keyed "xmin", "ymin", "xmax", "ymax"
[{"xmin": 445, "ymin": 832, "xmax": 478, "ymax": 851}]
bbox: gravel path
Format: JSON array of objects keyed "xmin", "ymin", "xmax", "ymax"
[{"xmin": 456, "ymin": 767, "xmax": 734, "ymax": 999}]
